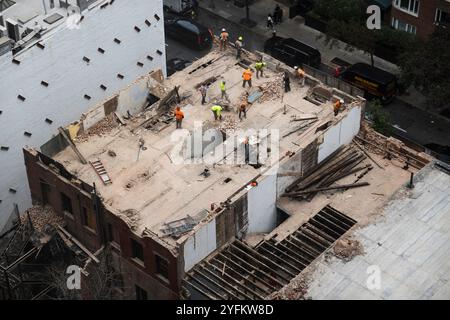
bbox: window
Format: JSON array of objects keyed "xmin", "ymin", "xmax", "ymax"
[
  {"xmin": 82, "ymin": 207, "xmax": 96, "ymax": 230},
  {"xmin": 155, "ymin": 254, "xmax": 169, "ymax": 280},
  {"xmin": 436, "ymin": 9, "xmax": 450, "ymax": 25},
  {"xmin": 135, "ymin": 285, "xmax": 147, "ymax": 300},
  {"xmin": 392, "ymin": 18, "xmax": 417, "ymax": 34},
  {"xmin": 394, "ymin": 0, "xmax": 419, "ymax": 16},
  {"xmin": 60, "ymin": 192, "xmax": 73, "ymax": 215},
  {"xmin": 131, "ymin": 239, "xmax": 144, "ymax": 262}
]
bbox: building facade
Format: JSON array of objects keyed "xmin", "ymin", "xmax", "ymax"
[
  {"xmin": 390, "ymin": 0, "xmax": 450, "ymax": 40},
  {"xmin": 0, "ymin": 0, "xmax": 166, "ymax": 229}
]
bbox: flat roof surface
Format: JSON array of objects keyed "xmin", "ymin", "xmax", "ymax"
[
  {"xmin": 53, "ymin": 50, "xmax": 358, "ymax": 244},
  {"xmin": 301, "ymin": 162, "xmax": 450, "ymax": 299}
]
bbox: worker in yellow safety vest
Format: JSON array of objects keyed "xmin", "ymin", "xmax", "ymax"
[
  {"xmin": 254, "ymin": 60, "xmax": 267, "ymax": 79},
  {"xmin": 211, "ymin": 105, "xmax": 223, "ymax": 121},
  {"xmin": 220, "ymin": 80, "xmax": 227, "ymax": 99}
]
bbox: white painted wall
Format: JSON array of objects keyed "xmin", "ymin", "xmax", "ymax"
[
  {"xmin": 0, "ymin": 0, "xmax": 166, "ymax": 227},
  {"xmin": 247, "ymin": 173, "xmax": 277, "ymax": 234},
  {"xmin": 276, "ymin": 150, "xmax": 303, "ymax": 197},
  {"xmin": 183, "ymin": 218, "xmax": 217, "ymax": 272},
  {"xmin": 318, "ymin": 105, "xmax": 361, "ymax": 162}
]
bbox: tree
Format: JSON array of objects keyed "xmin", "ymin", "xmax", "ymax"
[
  {"xmin": 366, "ymin": 100, "xmax": 391, "ymax": 135},
  {"xmin": 398, "ymin": 28, "xmax": 450, "ymax": 111}
]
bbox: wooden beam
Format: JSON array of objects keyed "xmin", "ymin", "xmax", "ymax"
[
  {"xmin": 268, "ymin": 239, "xmax": 311, "ymax": 267},
  {"xmin": 203, "ymin": 262, "xmax": 260, "ymax": 299},
  {"xmin": 353, "ymin": 139, "xmax": 384, "ymax": 169},
  {"xmin": 194, "ymin": 267, "xmax": 241, "ymax": 300},
  {"xmin": 184, "ymin": 277, "xmax": 221, "ymax": 300},
  {"xmin": 263, "ymin": 241, "xmax": 308, "ymax": 269},
  {"xmin": 288, "ymin": 234, "xmax": 321, "ymax": 257},
  {"xmin": 282, "ymin": 182, "xmax": 370, "ymax": 197},
  {"xmin": 213, "ymin": 254, "xmax": 278, "ymax": 292},
  {"xmin": 57, "ymin": 226, "xmax": 99, "ymax": 263},
  {"xmin": 58, "ymin": 127, "xmax": 87, "ymax": 164},
  {"xmin": 258, "ymin": 243, "xmax": 303, "ymax": 272}
]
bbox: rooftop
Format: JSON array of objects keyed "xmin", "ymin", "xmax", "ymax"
[
  {"xmin": 301, "ymin": 161, "xmax": 450, "ymax": 299},
  {"xmin": 52, "ymin": 49, "xmax": 362, "ymax": 245}
]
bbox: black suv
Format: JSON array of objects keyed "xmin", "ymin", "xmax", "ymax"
[
  {"xmin": 165, "ymin": 18, "xmax": 213, "ymax": 50},
  {"xmin": 264, "ymin": 36, "xmax": 321, "ymax": 69}
]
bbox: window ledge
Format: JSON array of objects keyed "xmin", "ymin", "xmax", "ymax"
[
  {"xmin": 64, "ymin": 211, "xmax": 74, "ymax": 220},
  {"xmin": 131, "ymin": 257, "xmax": 145, "ymax": 268},
  {"xmin": 393, "ymin": 6, "xmax": 419, "ymax": 17},
  {"xmin": 83, "ymin": 225, "xmax": 97, "ymax": 235},
  {"xmin": 156, "ymin": 274, "xmax": 170, "ymax": 285},
  {"xmin": 110, "ymin": 241, "xmax": 121, "ymax": 252}
]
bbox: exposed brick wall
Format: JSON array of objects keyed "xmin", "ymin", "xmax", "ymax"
[{"xmin": 23, "ymin": 148, "xmax": 181, "ymax": 299}]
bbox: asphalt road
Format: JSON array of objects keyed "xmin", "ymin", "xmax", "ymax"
[{"xmin": 165, "ymin": 7, "xmax": 450, "ymax": 163}]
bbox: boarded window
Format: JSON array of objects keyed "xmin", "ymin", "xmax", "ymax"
[{"xmin": 82, "ymin": 207, "xmax": 96, "ymax": 230}]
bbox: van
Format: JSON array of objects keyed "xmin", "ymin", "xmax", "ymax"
[
  {"xmin": 264, "ymin": 36, "xmax": 321, "ymax": 69},
  {"xmin": 340, "ymin": 63, "xmax": 397, "ymax": 103},
  {"xmin": 165, "ymin": 18, "xmax": 213, "ymax": 50}
]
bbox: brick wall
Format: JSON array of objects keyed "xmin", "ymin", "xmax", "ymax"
[{"xmin": 23, "ymin": 148, "xmax": 181, "ymax": 299}]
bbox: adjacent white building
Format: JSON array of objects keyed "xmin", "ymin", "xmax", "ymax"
[{"xmin": 0, "ymin": 0, "xmax": 167, "ymax": 228}]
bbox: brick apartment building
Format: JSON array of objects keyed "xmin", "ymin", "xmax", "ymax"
[
  {"xmin": 20, "ymin": 46, "xmax": 370, "ymax": 299},
  {"xmin": 390, "ymin": 0, "xmax": 450, "ymax": 40}
]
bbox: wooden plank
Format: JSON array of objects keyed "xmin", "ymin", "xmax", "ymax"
[
  {"xmin": 283, "ymin": 182, "xmax": 370, "ymax": 197},
  {"xmin": 58, "ymin": 127, "xmax": 87, "ymax": 164}
]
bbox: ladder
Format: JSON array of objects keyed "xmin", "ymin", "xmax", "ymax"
[{"xmin": 90, "ymin": 159, "xmax": 112, "ymax": 185}]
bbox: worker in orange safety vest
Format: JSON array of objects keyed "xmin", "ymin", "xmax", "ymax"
[
  {"xmin": 219, "ymin": 28, "xmax": 229, "ymax": 51},
  {"xmin": 174, "ymin": 106, "xmax": 184, "ymax": 129},
  {"xmin": 242, "ymin": 68, "xmax": 252, "ymax": 88}
]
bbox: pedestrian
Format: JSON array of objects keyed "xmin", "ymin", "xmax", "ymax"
[
  {"xmin": 220, "ymin": 80, "xmax": 227, "ymax": 100},
  {"xmin": 242, "ymin": 68, "xmax": 252, "ymax": 88},
  {"xmin": 239, "ymin": 94, "xmax": 248, "ymax": 120},
  {"xmin": 235, "ymin": 36, "xmax": 243, "ymax": 60},
  {"xmin": 199, "ymin": 84, "xmax": 207, "ymax": 105},
  {"xmin": 267, "ymin": 14, "xmax": 274, "ymax": 29},
  {"xmin": 219, "ymin": 28, "xmax": 229, "ymax": 51},
  {"xmin": 283, "ymin": 71, "xmax": 290, "ymax": 93},
  {"xmin": 254, "ymin": 59, "xmax": 266, "ymax": 79},
  {"xmin": 174, "ymin": 106, "xmax": 184, "ymax": 129},
  {"xmin": 294, "ymin": 66, "xmax": 306, "ymax": 87},
  {"xmin": 273, "ymin": 5, "xmax": 281, "ymax": 24},
  {"xmin": 211, "ymin": 105, "xmax": 223, "ymax": 121}
]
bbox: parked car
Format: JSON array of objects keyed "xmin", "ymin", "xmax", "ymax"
[
  {"xmin": 340, "ymin": 63, "xmax": 398, "ymax": 103},
  {"xmin": 165, "ymin": 18, "xmax": 213, "ymax": 50},
  {"xmin": 264, "ymin": 36, "xmax": 321, "ymax": 69},
  {"xmin": 167, "ymin": 58, "xmax": 192, "ymax": 76}
]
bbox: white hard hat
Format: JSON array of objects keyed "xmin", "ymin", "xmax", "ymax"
[
  {"xmin": 340, "ymin": 99, "xmax": 344, "ymax": 103},
  {"xmin": 222, "ymin": 28, "xmax": 226, "ymax": 32},
  {"xmin": 294, "ymin": 66, "xmax": 298, "ymax": 70}
]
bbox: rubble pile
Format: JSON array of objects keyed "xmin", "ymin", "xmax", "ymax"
[
  {"xmin": 270, "ymin": 274, "xmax": 311, "ymax": 300},
  {"xmin": 333, "ymin": 237, "xmax": 364, "ymax": 262},
  {"xmin": 218, "ymin": 115, "xmax": 239, "ymax": 131},
  {"xmin": 121, "ymin": 209, "xmax": 141, "ymax": 231},
  {"xmin": 21, "ymin": 205, "xmax": 65, "ymax": 232},
  {"xmin": 75, "ymin": 115, "xmax": 119, "ymax": 142},
  {"xmin": 259, "ymin": 77, "xmax": 283, "ymax": 103}
]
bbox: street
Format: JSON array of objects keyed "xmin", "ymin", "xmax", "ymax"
[{"xmin": 165, "ymin": 5, "xmax": 450, "ymax": 163}]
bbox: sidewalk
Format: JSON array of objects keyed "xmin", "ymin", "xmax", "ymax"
[
  {"xmin": 199, "ymin": 0, "xmax": 399, "ymax": 74},
  {"xmin": 199, "ymin": 0, "xmax": 449, "ymax": 119}
]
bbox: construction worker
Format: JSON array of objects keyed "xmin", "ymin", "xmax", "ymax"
[
  {"xmin": 294, "ymin": 66, "xmax": 306, "ymax": 86},
  {"xmin": 220, "ymin": 80, "xmax": 227, "ymax": 100},
  {"xmin": 242, "ymin": 68, "xmax": 252, "ymax": 88},
  {"xmin": 235, "ymin": 36, "xmax": 243, "ymax": 60},
  {"xmin": 219, "ymin": 28, "xmax": 229, "ymax": 51},
  {"xmin": 174, "ymin": 106, "xmax": 184, "ymax": 129},
  {"xmin": 239, "ymin": 95, "xmax": 248, "ymax": 120},
  {"xmin": 283, "ymin": 71, "xmax": 290, "ymax": 93},
  {"xmin": 199, "ymin": 84, "xmax": 207, "ymax": 105},
  {"xmin": 334, "ymin": 99, "xmax": 344, "ymax": 116},
  {"xmin": 211, "ymin": 105, "xmax": 223, "ymax": 121},
  {"xmin": 254, "ymin": 59, "xmax": 267, "ymax": 79}
]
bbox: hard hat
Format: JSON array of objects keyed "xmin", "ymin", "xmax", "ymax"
[
  {"xmin": 222, "ymin": 28, "xmax": 226, "ymax": 32},
  {"xmin": 340, "ymin": 99, "xmax": 344, "ymax": 103},
  {"xmin": 294, "ymin": 66, "xmax": 298, "ymax": 70},
  {"xmin": 238, "ymin": 36, "xmax": 243, "ymax": 41}
]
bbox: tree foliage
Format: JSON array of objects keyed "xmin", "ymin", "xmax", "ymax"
[
  {"xmin": 398, "ymin": 28, "xmax": 450, "ymax": 110},
  {"xmin": 366, "ymin": 100, "xmax": 391, "ymax": 135}
]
